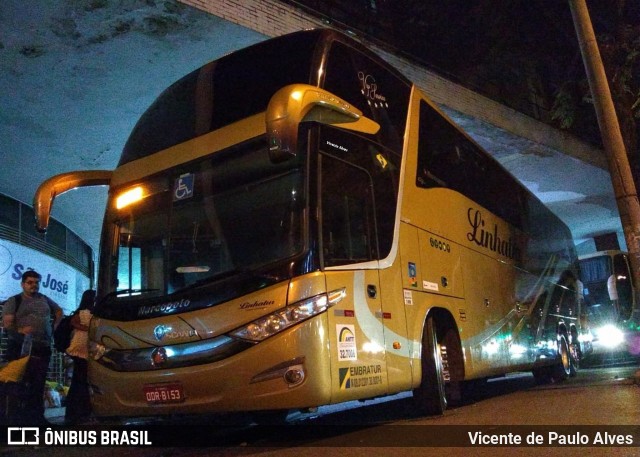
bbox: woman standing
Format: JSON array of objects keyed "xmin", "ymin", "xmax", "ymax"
[{"xmin": 64, "ymin": 289, "xmax": 95, "ymax": 424}]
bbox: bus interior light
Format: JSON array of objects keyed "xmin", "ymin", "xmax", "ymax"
[{"xmin": 176, "ymin": 266, "xmax": 211, "ymax": 273}]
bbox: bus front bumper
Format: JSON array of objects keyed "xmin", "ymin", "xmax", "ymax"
[{"xmin": 88, "ymin": 315, "xmax": 332, "ymax": 418}]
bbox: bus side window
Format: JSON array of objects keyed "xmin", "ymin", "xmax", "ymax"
[
  {"xmin": 415, "ymin": 100, "xmax": 525, "ymax": 230},
  {"xmin": 553, "ymin": 271, "xmax": 578, "ymax": 317},
  {"xmin": 415, "ymin": 103, "xmax": 457, "ymax": 190},
  {"xmin": 320, "ymin": 154, "xmax": 376, "ymax": 266},
  {"xmin": 530, "ymin": 291, "xmax": 548, "ymax": 334}
]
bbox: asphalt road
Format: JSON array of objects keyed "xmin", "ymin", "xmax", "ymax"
[{"xmin": 2, "ymin": 363, "xmax": 639, "ymax": 457}]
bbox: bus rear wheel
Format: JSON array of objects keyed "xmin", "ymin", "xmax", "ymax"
[
  {"xmin": 568, "ymin": 329, "xmax": 580, "ymax": 377},
  {"xmin": 532, "ymin": 334, "xmax": 573, "ymax": 384},
  {"xmin": 412, "ymin": 316, "xmax": 447, "ymax": 416},
  {"xmin": 551, "ymin": 335, "xmax": 571, "ymax": 382}
]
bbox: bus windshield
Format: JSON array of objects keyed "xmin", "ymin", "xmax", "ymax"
[{"xmin": 103, "ymin": 138, "xmax": 306, "ymax": 299}]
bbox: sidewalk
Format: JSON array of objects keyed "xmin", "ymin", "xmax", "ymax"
[{"xmin": 40, "ymin": 368, "xmax": 640, "ymax": 426}]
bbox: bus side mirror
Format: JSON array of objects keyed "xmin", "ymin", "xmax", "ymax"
[
  {"xmin": 265, "ymin": 84, "xmax": 380, "ymax": 163},
  {"xmin": 33, "ymin": 170, "xmax": 113, "ymax": 232}
]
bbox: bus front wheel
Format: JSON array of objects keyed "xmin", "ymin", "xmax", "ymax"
[{"xmin": 412, "ymin": 315, "xmax": 447, "ymax": 416}]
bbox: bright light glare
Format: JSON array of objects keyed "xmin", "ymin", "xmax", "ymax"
[
  {"xmin": 578, "ymin": 332, "xmax": 593, "ymax": 343},
  {"xmin": 596, "ymin": 324, "xmax": 624, "ymax": 349},
  {"xmin": 363, "ymin": 341, "xmax": 384, "ymax": 354},
  {"xmin": 509, "ymin": 343, "xmax": 527, "ymax": 357},
  {"xmin": 116, "ymin": 186, "xmax": 143, "ymax": 209},
  {"xmin": 483, "ymin": 340, "xmax": 499, "ymax": 356}
]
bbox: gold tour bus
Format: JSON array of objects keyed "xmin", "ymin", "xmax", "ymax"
[{"xmin": 33, "ymin": 29, "xmax": 586, "ymax": 420}]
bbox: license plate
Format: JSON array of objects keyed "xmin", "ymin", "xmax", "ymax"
[{"xmin": 143, "ymin": 383, "xmax": 185, "ymax": 405}]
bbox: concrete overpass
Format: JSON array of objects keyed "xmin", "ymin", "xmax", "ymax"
[{"xmin": 0, "ymin": 0, "xmax": 621, "ymax": 255}]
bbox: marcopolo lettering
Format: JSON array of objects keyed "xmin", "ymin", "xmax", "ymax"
[
  {"xmin": 138, "ymin": 299, "xmax": 191, "ymax": 317},
  {"xmin": 466, "ymin": 208, "xmax": 521, "ymax": 261}
]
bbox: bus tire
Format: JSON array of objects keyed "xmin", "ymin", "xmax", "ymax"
[
  {"xmin": 458, "ymin": 377, "xmax": 488, "ymax": 402},
  {"xmin": 568, "ymin": 329, "xmax": 580, "ymax": 377},
  {"xmin": 532, "ymin": 366, "xmax": 552, "ymax": 385},
  {"xmin": 551, "ymin": 335, "xmax": 571, "ymax": 382},
  {"xmin": 568, "ymin": 342, "xmax": 579, "ymax": 377},
  {"xmin": 412, "ymin": 315, "xmax": 447, "ymax": 416}
]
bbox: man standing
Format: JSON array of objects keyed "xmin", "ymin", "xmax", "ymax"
[{"xmin": 2, "ymin": 270, "xmax": 63, "ymax": 425}]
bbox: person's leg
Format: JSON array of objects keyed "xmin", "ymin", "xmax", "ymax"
[
  {"xmin": 22, "ymin": 352, "xmax": 50, "ymax": 424},
  {"xmin": 74, "ymin": 358, "xmax": 91, "ymax": 419},
  {"xmin": 65, "ymin": 357, "xmax": 81, "ymax": 422}
]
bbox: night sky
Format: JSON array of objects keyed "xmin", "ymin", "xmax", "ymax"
[{"xmin": 284, "ymin": 0, "xmax": 640, "ymax": 147}]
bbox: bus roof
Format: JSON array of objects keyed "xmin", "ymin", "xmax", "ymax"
[{"xmin": 120, "ymin": 29, "xmax": 411, "ymax": 167}]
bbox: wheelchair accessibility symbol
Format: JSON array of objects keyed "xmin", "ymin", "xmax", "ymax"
[{"xmin": 173, "ymin": 173, "xmax": 194, "ymax": 201}]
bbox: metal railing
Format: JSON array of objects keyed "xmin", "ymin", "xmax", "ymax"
[{"xmin": 0, "ymin": 224, "xmax": 91, "ymax": 277}]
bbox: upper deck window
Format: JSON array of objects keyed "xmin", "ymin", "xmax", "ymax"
[
  {"xmin": 323, "ymin": 41, "xmax": 410, "ymax": 154},
  {"xmin": 121, "ymin": 33, "xmax": 318, "ymax": 165}
]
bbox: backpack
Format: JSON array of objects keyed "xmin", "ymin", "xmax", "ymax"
[{"xmin": 53, "ymin": 314, "xmax": 74, "ymax": 354}]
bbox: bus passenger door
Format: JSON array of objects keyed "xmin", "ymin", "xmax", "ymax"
[{"xmin": 319, "ymin": 150, "xmax": 388, "ymax": 401}]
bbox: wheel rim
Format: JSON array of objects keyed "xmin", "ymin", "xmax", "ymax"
[
  {"xmin": 430, "ymin": 320, "xmax": 447, "ymax": 409},
  {"xmin": 559, "ymin": 337, "xmax": 570, "ymax": 374}
]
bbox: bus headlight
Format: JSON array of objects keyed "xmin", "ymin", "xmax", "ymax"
[
  {"xmin": 229, "ymin": 289, "xmax": 345, "ymax": 342},
  {"xmin": 595, "ymin": 324, "xmax": 625, "ymax": 349}
]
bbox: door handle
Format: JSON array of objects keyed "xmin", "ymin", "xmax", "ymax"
[{"xmin": 367, "ymin": 284, "xmax": 377, "ymax": 298}]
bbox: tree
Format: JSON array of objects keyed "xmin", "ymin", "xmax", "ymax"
[{"xmin": 569, "ymin": 0, "xmax": 640, "ymax": 327}]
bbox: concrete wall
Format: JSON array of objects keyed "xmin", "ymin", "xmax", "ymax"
[{"xmin": 178, "ymin": 0, "xmax": 606, "ymax": 170}]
